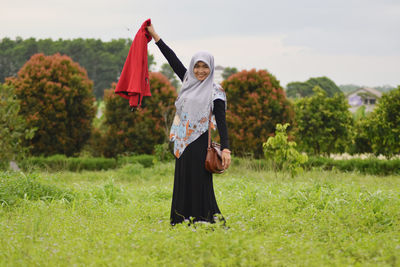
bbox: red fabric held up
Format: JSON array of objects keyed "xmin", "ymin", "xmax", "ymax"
[{"xmin": 115, "ymin": 19, "xmax": 152, "ymax": 110}]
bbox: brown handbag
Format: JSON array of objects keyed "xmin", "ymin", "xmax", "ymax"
[{"xmin": 205, "ymin": 108, "xmax": 225, "ymax": 174}]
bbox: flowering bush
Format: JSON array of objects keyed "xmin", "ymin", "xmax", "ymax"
[
  {"xmin": 6, "ymin": 53, "xmax": 95, "ymax": 156},
  {"xmin": 222, "ymin": 69, "xmax": 294, "ymax": 158},
  {"xmin": 100, "ymin": 72, "xmax": 177, "ymax": 157}
]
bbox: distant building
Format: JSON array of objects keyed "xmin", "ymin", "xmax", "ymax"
[
  {"xmin": 347, "ymin": 87, "xmax": 382, "ymax": 113},
  {"xmin": 214, "ymin": 65, "xmax": 224, "ymax": 85}
]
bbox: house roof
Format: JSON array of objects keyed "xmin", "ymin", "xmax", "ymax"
[{"xmin": 347, "ymin": 87, "xmax": 382, "ymax": 98}]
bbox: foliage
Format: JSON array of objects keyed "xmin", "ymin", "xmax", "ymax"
[
  {"xmin": 19, "ymin": 155, "xmax": 118, "ymax": 172},
  {"xmin": 18, "ymin": 154, "xmax": 156, "ymax": 172},
  {"xmin": 339, "ymin": 84, "xmax": 361, "ymax": 93},
  {"xmin": 0, "ymin": 172, "xmax": 75, "ymax": 206},
  {"xmin": 1, "ymin": 164, "xmax": 400, "ymax": 266},
  {"xmin": 347, "ymin": 115, "xmax": 373, "ymax": 155},
  {"xmin": 305, "ymin": 156, "xmax": 400, "ymax": 175},
  {"xmin": 154, "ymin": 143, "xmax": 174, "ymax": 162},
  {"xmin": 222, "ymin": 69, "xmax": 294, "ymax": 158},
  {"xmin": 6, "ymin": 53, "xmax": 96, "ymax": 156},
  {"xmin": 0, "ymin": 37, "xmax": 155, "ymax": 98},
  {"xmin": 263, "ymin": 123, "xmax": 308, "ymax": 177},
  {"xmin": 160, "ymin": 63, "xmax": 180, "ymax": 89},
  {"xmin": 364, "ymin": 86, "xmax": 400, "ymax": 158},
  {"xmin": 0, "ymin": 84, "xmax": 36, "ymax": 169},
  {"xmin": 222, "ymin": 67, "xmax": 238, "ymax": 80},
  {"xmin": 117, "ymin": 154, "xmax": 155, "ymax": 168},
  {"xmin": 286, "ymin": 76, "xmax": 341, "ymax": 98},
  {"xmin": 100, "ymin": 73, "xmax": 177, "ymax": 157},
  {"xmin": 294, "ymin": 86, "xmax": 353, "ymax": 155}
]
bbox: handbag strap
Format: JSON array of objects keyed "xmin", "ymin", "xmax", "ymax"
[{"xmin": 208, "ymin": 106, "xmax": 212, "ymax": 149}]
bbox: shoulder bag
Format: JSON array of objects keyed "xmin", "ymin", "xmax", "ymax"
[{"xmin": 205, "ymin": 107, "xmax": 225, "ymax": 174}]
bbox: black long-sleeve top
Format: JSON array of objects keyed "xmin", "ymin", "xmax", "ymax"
[{"xmin": 156, "ymin": 39, "xmax": 229, "ymax": 150}]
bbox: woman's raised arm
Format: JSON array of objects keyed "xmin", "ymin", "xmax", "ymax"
[{"xmin": 146, "ymin": 24, "xmax": 187, "ymax": 81}]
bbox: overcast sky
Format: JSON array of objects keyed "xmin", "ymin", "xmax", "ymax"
[{"xmin": 1, "ymin": 0, "xmax": 399, "ymax": 87}]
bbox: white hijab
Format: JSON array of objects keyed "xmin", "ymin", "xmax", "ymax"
[{"xmin": 170, "ymin": 51, "xmax": 226, "ymax": 158}]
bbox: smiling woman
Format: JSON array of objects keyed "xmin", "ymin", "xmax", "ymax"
[
  {"xmin": 146, "ymin": 23, "xmax": 231, "ymax": 225},
  {"xmin": 193, "ymin": 61, "xmax": 210, "ymax": 81}
]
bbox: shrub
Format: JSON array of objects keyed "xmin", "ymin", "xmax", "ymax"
[
  {"xmin": 5, "ymin": 53, "xmax": 96, "ymax": 156},
  {"xmin": 222, "ymin": 69, "xmax": 294, "ymax": 158},
  {"xmin": 20, "ymin": 155, "xmax": 117, "ymax": 172},
  {"xmin": 294, "ymin": 86, "xmax": 353, "ymax": 155},
  {"xmin": 0, "ymin": 84, "xmax": 35, "ymax": 169},
  {"xmin": 348, "ymin": 116, "xmax": 373, "ymax": 155},
  {"xmin": 263, "ymin": 123, "xmax": 308, "ymax": 177},
  {"xmin": 364, "ymin": 86, "xmax": 400, "ymax": 158},
  {"xmin": 154, "ymin": 143, "xmax": 174, "ymax": 162},
  {"xmin": 117, "ymin": 154, "xmax": 155, "ymax": 168},
  {"xmin": 0, "ymin": 172, "xmax": 75, "ymax": 206},
  {"xmin": 101, "ymin": 72, "xmax": 177, "ymax": 157},
  {"xmin": 304, "ymin": 156, "xmax": 400, "ymax": 176}
]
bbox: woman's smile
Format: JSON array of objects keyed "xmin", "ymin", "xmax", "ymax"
[{"xmin": 193, "ymin": 61, "xmax": 210, "ymax": 81}]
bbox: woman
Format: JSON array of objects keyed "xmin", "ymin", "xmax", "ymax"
[{"xmin": 147, "ymin": 24, "xmax": 231, "ymax": 225}]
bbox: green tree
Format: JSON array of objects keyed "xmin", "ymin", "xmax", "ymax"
[
  {"xmin": 0, "ymin": 84, "xmax": 36, "ymax": 168},
  {"xmin": 222, "ymin": 69, "xmax": 294, "ymax": 158},
  {"xmin": 101, "ymin": 72, "xmax": 177, "ymax": 157},
  {"xmin": 294, "ymin": 86, "xmax": 353, "ymax": 155},
  {"xmin": 0, "ymin": 37, "xmax": 156, "ymax": 99},
  {"xmin": 364, "ymin": 86, "xmax": 400, "ymax": 158},
  {"xmin": 160, "ymin": 63, "xmax": 179, "ymax": 89},
  {"xmin": 286, "ymin": 76, "xmax": 341, "ymax": 98},
  {"xmin": 222, "ymin": 67, "xmax": 238, "ymax": 80},
  {"xmin": 339, "ymin": 84, "xmax": 361, "ymax": 94},
  {"xmin": 6, "ymin": 53, "xmax": 95, "ymax": 156},
  {"xmin": 263, "ymin": 123, "xmax": 308, "ymax": 177}
]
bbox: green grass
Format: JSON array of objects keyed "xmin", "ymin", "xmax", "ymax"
[{"xmin": 1, "ymin": 161, "xmax": 400, "ymax": 266}]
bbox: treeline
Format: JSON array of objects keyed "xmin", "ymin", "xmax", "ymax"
[
  {"xmin": 1, "ymin": 40, "xmax": 400, "ymax": 170},
  {"xmin": 0, "ymin": 37, "xmax": 155, "ymax": 99}
]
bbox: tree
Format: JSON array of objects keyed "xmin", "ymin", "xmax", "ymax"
[
  {"xmin": 286, "ymin": 76, "xmax": 341, "ymax": 98},
  {"xmin": 222, "ymin": 67, "xmax": 238, "ymax": 80},
  {"xmin": 222, "ymin": 69, "xmax": 294, "ymax": 158},
  {"xmin": 294, "ymin": 86, "xmax": 353, "ymax": 155},
  {"xmin": 364, "ymin": 86, "xmax": 400, "ymax": 158},
  {"xmin": 263, "ymin": 123, "xmax": 308, "ymax": 177},
  {"xmin": 101, "ymin": 72, "xmax": 177, "ymax": 157},
  {"xmin": 0, "ymin": 84, "xmax": 35, "ymax": 168},
  {"xmin": 339, "ymin": 84, "xmax": 361, "ymax": 94},
  {"xmin": 6, "ymin": 53, "xmax": 96, "ymax": 156},
  {"xmin": 0, "ymin": 37, "xmax": 156, "ymax": 99},
  {"xmin": 160, "ymin": 63, "xmax": 179, "ymax": 89}
]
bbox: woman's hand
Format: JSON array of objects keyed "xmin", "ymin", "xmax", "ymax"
[
  {"xmin": 146, "ymin": 24, "xmax": 161, "ymax": 42},
  {"xmin": 222, "ymin": 149, "xmax": 231, "ymax": 170}
]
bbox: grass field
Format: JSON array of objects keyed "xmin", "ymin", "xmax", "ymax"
[{"xmin": 1, "ymin": 160, "xmax": 400, "ymax": 266}]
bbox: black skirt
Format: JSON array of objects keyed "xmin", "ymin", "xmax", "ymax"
[{"xmin": 170, "ymin": 131, "xmax": 222, "ymax": 225}]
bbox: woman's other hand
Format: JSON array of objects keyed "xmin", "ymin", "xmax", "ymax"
[
  {"xmin": 146, "ymin": 24, "xmax": 160, "ymax": 42},
  {"xmin": 222, "ymin": 149, "xmax": 231, "ymax": 170}
]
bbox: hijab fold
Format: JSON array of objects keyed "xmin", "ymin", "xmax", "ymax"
[{"xmin": 170, "ymin": 52, "xmax": 226, "ymax": 158}]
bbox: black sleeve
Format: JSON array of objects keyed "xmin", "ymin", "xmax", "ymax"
[
  {"xmin": 155, "ymin": 39, "xmax": 187, "ymax": 81},
  {"xmin": 213, "ymin": 99, "xmax": 230, "ymax": 150}
]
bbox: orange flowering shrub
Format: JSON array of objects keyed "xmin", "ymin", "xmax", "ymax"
[
  {"xmin": 6, "ymin": 53, "xmax": 95, "ymax": 156},
  {"xmin": 222, "ymin": 69, "xmax": 294, "ymax": 158},
  {"xmin": 101, "ymin": 72, "xmax": 177, "ymax": 157}
]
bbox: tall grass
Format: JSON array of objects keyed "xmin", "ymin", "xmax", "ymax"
[{"xmin": 0, "ymin": 161, "xmax": 399, "ymax": 266}]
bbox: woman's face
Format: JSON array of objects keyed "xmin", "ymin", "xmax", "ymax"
[{"xmin": 193, "ymin": 61, "xmax": 210, "ymax": 81}]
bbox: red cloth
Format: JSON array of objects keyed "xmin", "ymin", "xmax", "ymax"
[{"xmin": 115, "ymin": 19, "xmax": 152, "ymax": 109}]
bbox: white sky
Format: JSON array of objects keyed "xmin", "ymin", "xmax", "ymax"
[{"xmin": 1, "ymin": 0, "xmax": 399, "ymax": 87}]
